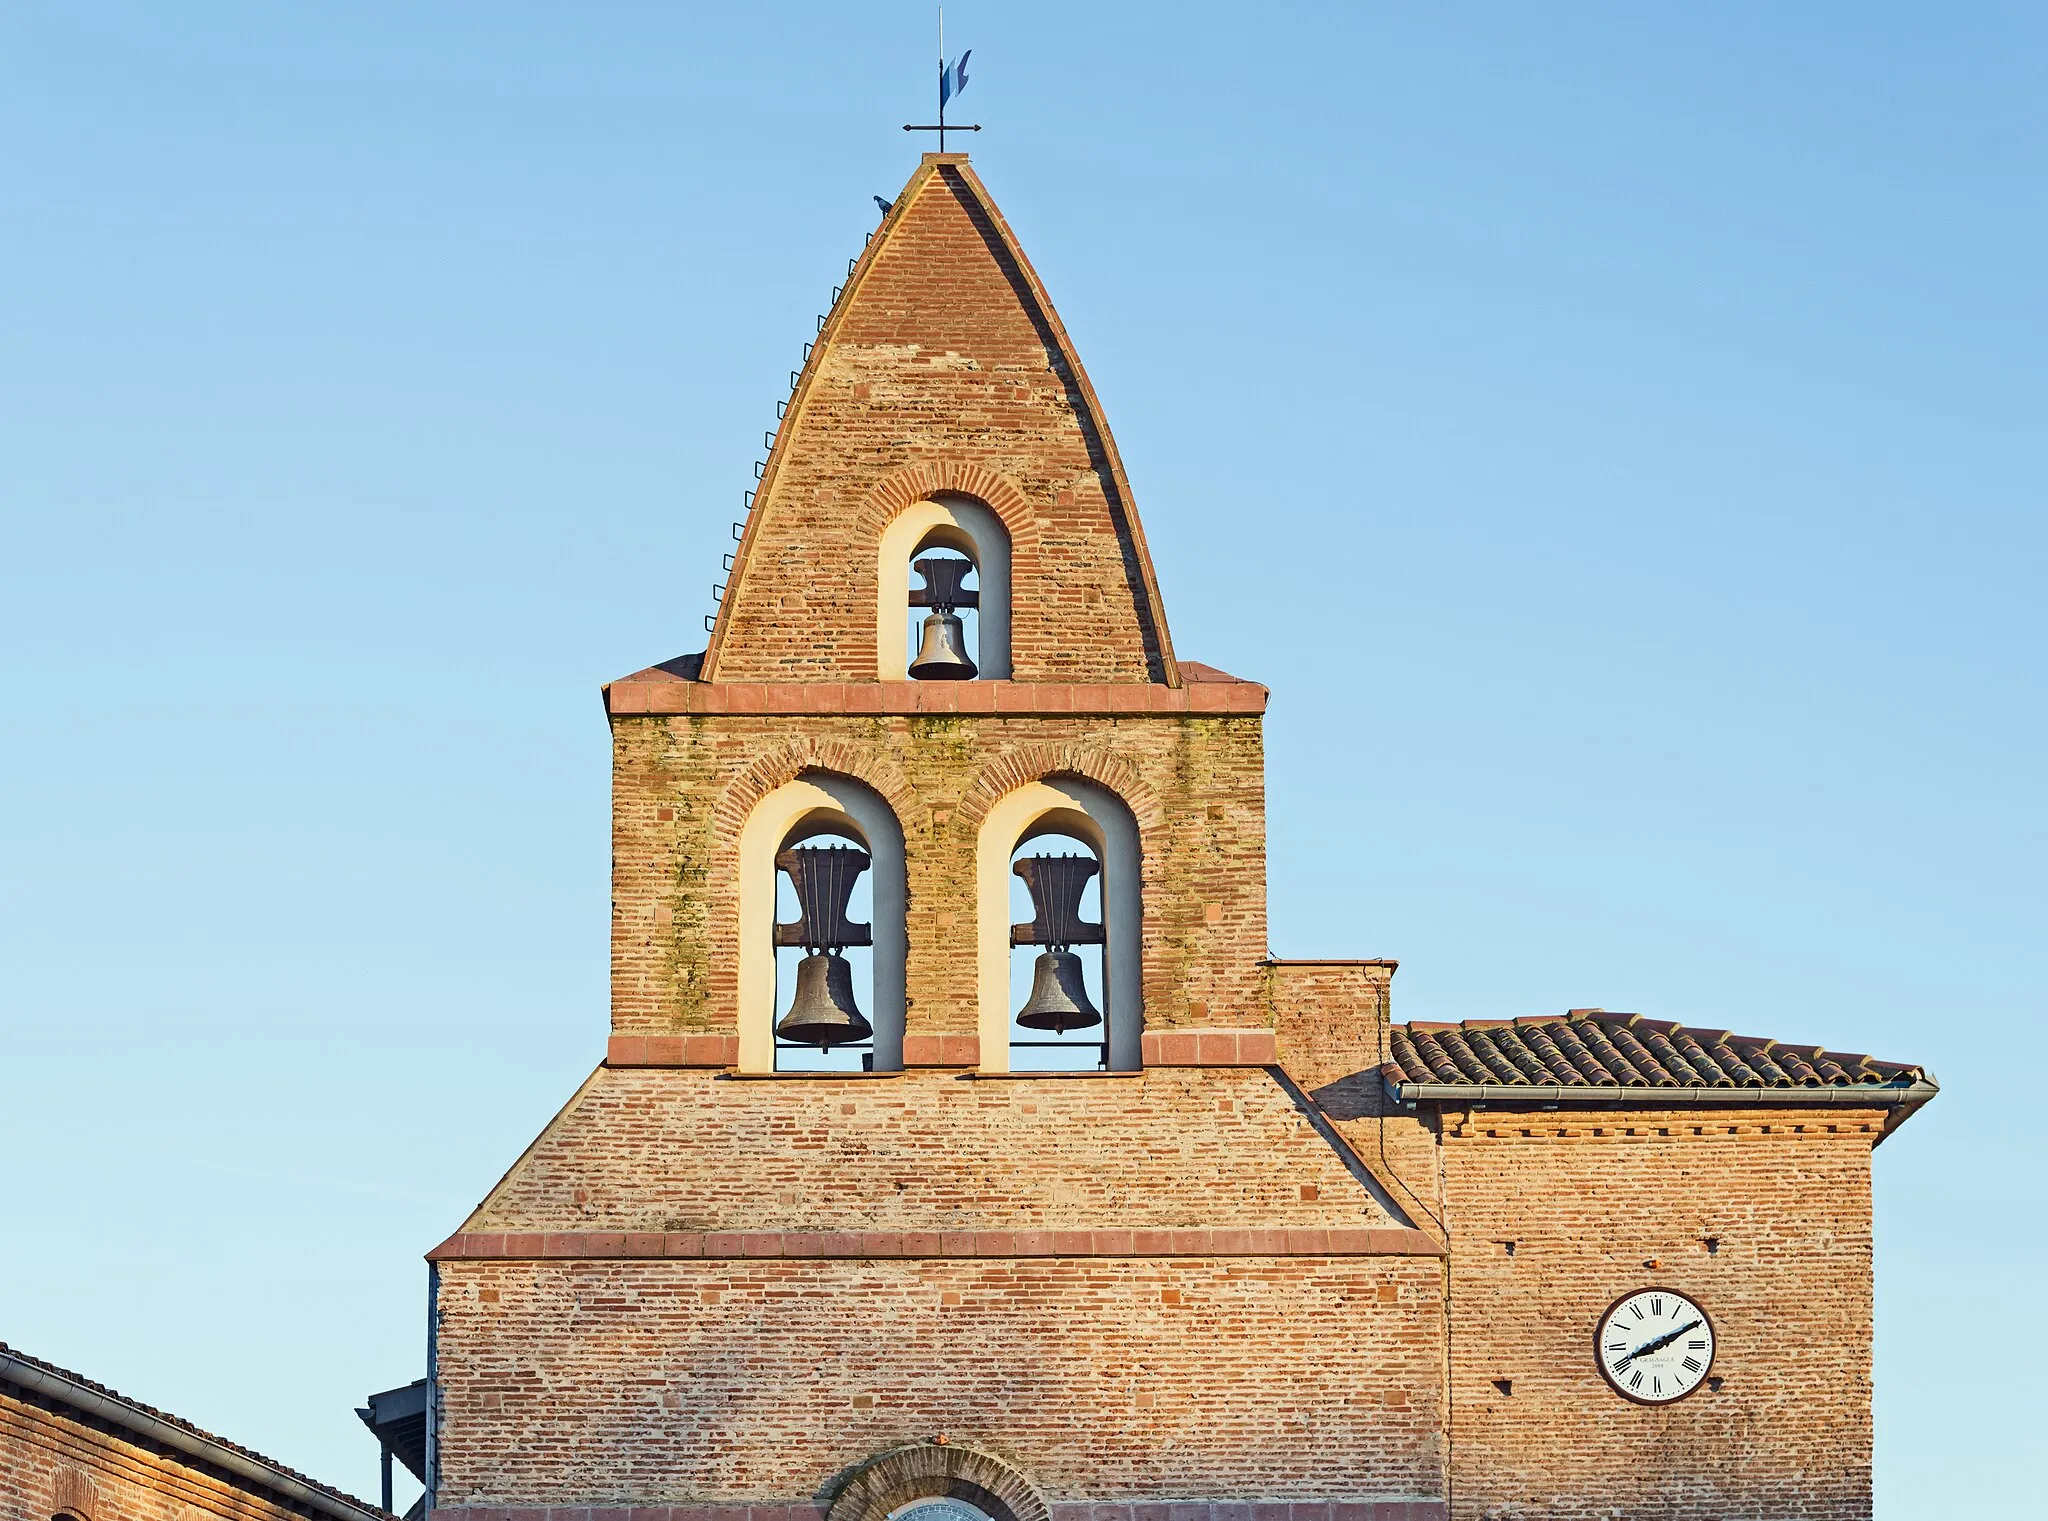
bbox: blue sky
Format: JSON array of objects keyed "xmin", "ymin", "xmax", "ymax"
[{"xmin": 1, "ymin": 5, "xmax": 2040, "ymax": 1515}]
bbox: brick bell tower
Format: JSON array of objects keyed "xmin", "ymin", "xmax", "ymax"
[
  {"xmin": 424, "ymin": 154, "xmax": 1449, "ymax": 1519},
  {"xmin": 421, "ymin": 151, "xmax": 1934, "ymax": 1521}
]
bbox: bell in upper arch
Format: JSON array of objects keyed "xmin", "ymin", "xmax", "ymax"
[
  {"xmin": 907, "ymin": 554, "xmax": 979, "ymax": 680},
  {"xmin": 775, "ymin": 950, "xmax": 873, "ymax": 1049},
  {"xmin": 1016, "ymin": 948, "xmax": 1102, "ymax": 1034},
  {"xmin": 909, "ymin": 608, "xmax": 977, "ymax": 680}
]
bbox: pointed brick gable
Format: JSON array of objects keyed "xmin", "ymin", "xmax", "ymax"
[{"xmin": 703, "ymin": 155, "xmax": 1178, "ymax": 685}]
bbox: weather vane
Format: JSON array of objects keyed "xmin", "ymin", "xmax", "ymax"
[{"xmin": 903, "ymin": 7, "xmax": 978, "ymax": 150}]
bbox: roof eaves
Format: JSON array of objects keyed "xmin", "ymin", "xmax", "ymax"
[{"xmin": 0, "ymin": 1343, "xmax": 390, "ymax": 1521}]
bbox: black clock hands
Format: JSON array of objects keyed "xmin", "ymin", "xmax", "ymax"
[{"xmin": 1615, "ymin": 1318, "xmax": 1703, "ymax": 1369}]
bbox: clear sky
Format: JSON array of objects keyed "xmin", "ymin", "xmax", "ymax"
[{"xmin": 1, "ymin": 5, "xmax": 2039, "ymax": 1516}]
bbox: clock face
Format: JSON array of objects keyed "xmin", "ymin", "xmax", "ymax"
[{"xmin": 1595, "ymin": 1287, "xmax": 1716, "ymax": 1405}]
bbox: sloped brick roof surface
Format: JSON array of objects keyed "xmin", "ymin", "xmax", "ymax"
[
  {"xmin": 0, "ymin": 1339, "xmax": 388, "ymax": 1521},
  {"xmin": 1384, "ymin": 1013, "xmax": 1925, "ymax": 1091}
]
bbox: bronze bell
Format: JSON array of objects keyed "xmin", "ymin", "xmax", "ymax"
[
  {"xmin": 1016, "ymin": 947, "xmax": 1101, "ymax": 1033},
  {"xmin": 1011, "ymin": 853, "xmax": 1106, "ymax": 1033},
  {"xmin": 773, "ymin": 844, "xmax": 874, "ymax": 1050},
  {"xmin": 776, "ymin": 950, "xmax": 873, "ymax": 1049},
  {"xmin": 909, "ymin": 609, "xmax": 977, "ymax": 680},
  {"xmin": 907, "ymin": 554, "xmax": 978, "ymax": 681}
]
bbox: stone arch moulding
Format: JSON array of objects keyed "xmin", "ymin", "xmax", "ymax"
[
  {"xmin": 826, "ymin": 1443, "xmax": 1049, "ymax": 1521},
  {"xmin": 976, "ymin": 775, "xmax": 1143, "ymax": 1073},
  {"xmin": 734, "ymin": 772, "xmax": 908, "ymax": 1073},
  {"xmin": 876, "ymin": 494, "xmax": 1013, "ymax": 681}
]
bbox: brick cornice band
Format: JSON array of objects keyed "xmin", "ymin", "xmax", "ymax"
[
  {"xmin": 608, "ymin": 1033, "xmax": 1278, "ymax": 1069},
  {"xmin": 604, "ymin": 680, "xmax": 1267, "ymax": 719},
  {"xmin": 431, "ymin": 1503, "xmax": 1447, "ymax": 1521},
  {"xmin": 427, "ymin": 1226, "xmax": 1444, "ymax": 1263}
]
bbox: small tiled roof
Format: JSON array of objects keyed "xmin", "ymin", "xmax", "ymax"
[
  {"xmin": 1385, "ymin": 1012, "xmax": 1927, "ymax": 1095},
  {"xmin": 0, "ymin": 1340, "xmax": 387, "ymax": 1521}
]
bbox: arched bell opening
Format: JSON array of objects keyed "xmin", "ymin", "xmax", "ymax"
[
  {"xmin": 738, "ymin": 773, "xmax": 907, "ymax": 1074},
  {"xmin": 876, "ymin": 496, "xmax": 1011, "ymax": 680},
  {"xmin": 1005, "ymin": 828, "xmax": 1107, "ymax": 1071},
  {"xmin": 975, "ymin": 777, "xmax": 1142, "ymax": 1073}
]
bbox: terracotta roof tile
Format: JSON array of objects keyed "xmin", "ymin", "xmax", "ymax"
[{"xmin": 1385, "ymin": 1013, "xmax": 1925, "ymax": 1097}]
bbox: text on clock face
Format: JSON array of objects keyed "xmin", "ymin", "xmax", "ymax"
[{"xmin": 1598, "ymin": 1289, "xmax": 1715, "ymax": 1403}]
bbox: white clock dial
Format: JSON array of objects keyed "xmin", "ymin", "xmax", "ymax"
[{"xmin": 1595, "ymin": 1287, "xmax": 1715, "ymax": 1405}]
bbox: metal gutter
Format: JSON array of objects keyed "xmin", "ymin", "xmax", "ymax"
[
  {"xmin": 1388, "ymin": 1078, "xmax": 1939, "ymax": 1109},
  {"xmin": 0, "ymin": 1349, "xmax": 388, "ymax": 1521}
]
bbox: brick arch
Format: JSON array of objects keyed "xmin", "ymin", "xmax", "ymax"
[
  {"xmin": 826, "ymin": 1443, "xmax": 1048, "ymax": 1521},
  {"xmin": 714, "ymin": 740, "xmax": 919, "ymax": 840},
  {"xmin": 957, "ymin": 743, "xmax": 1162, "ymax": 834},
  {"xmin": 51, "ymin": 1470, "xmax": 95, "ymax": 1521},
  {"xmin": 852, "ymin": 460, "xmax": 1040, "ymax": 553}
]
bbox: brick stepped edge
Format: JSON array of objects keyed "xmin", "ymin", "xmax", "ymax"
[{"xmin": 426, "ymin": 1227, "xmax": 1444, "ymax": 1262}]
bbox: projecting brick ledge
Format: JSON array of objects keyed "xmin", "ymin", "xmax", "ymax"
[
  {"xmin": 430, "ymin": 1503, "xmax": 1448, "ymax": 1521},
  {"xmin": 603, "ymin": 680, "xmax": 1268, "ymax": 718},
  {"xmin": 426, "ymin": 1227, "xmax": 1445, "ymax": 1263},
  {"xmin": 606, "ymin": 1032, "xmax": 1279, "ymax": 1069}
]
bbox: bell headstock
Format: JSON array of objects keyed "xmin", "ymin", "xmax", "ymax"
[
  {"xmin": 1010, "ymin": 853, "xmax": 1105, "ymax": 948},
  {"xmin": 774, "ymin": 844, "xmax": 875, "ymax": 950},
  {"xmin": 909, "ymin": 555, "xmax": 980, "ymax": 611}
]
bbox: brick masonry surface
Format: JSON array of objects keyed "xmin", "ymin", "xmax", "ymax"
[
  {"xmin": 431, "ymin": 1258, "xmax": 1446, "ymax": 1508},
  {"xmin": 706, "ymin": 159, "xmax": 1171, "ymax": 686},
  {"xmin": 609, "ymin": 714, "xmax": 1268, "ymax": 1041},
  {"xmin": 1, "ymin": 1387, "xmax": 355, "ymax": 1521},
  {"xmin": 457, "ymin": 1068, "xmax": 1403, "ymax": 1234},
  {"xmin": 1437, "ymin": 1108, "xmax": 1888, "ymax": 1521}
]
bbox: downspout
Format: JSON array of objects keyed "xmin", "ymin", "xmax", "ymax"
[{"xmin": 425, "ymin": 1262, "xmax": 440, "ymax": 1511}]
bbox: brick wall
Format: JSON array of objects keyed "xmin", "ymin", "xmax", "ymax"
[
  {"xmin": 0, "ymin": 1389, "xmax": 339, "ymax": 1521},
  {"xmin": 610, "ymin": 713, "xmax": 1268, "ymax": 1041},
  {"xmin": 1436, "ymin": 1108, "xmax": 1886, "ymax": 1520},
  {"xmin": 708, "ymin": 158, "xmax": 1172, "ymax": 686},
  {"xmin": 432, "ymin": 1256, "xmax": 1446, "ymax": 1509}
]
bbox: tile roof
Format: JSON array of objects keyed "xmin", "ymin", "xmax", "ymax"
[
  {"xmin": 0, "ymin": 1340, "xmax": 388, "ymax": 1521},
  {"xmin": 1384, "ymin": 1012, "xmax": 1929, "ymax": 1098}
]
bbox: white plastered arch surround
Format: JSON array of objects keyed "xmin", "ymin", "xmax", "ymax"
[
  {"xmin": 736, "ymin": 773, "xmax": 907, "ymax": 1073},
  {"xmin": 876, "ymin": 495, "xmax": 1012, "ymax": 680},
  {"xmin": 975, "ymin": 777, "xmax": 1142, "ymax": 1072}
]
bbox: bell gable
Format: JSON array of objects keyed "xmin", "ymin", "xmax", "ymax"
[{"xmin": 704, "ymin": 154, "xmax": 1179, "ymax": 686}]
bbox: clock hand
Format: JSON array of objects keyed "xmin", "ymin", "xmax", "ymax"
[{"xmin": 1619, "ymin": 1318, "xmax": 1703, "ymax": 1364}]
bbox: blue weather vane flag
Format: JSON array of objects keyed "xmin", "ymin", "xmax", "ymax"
[{"xmin": 940, "ymin": 48, "xmax": 970, "ymax": 109}]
